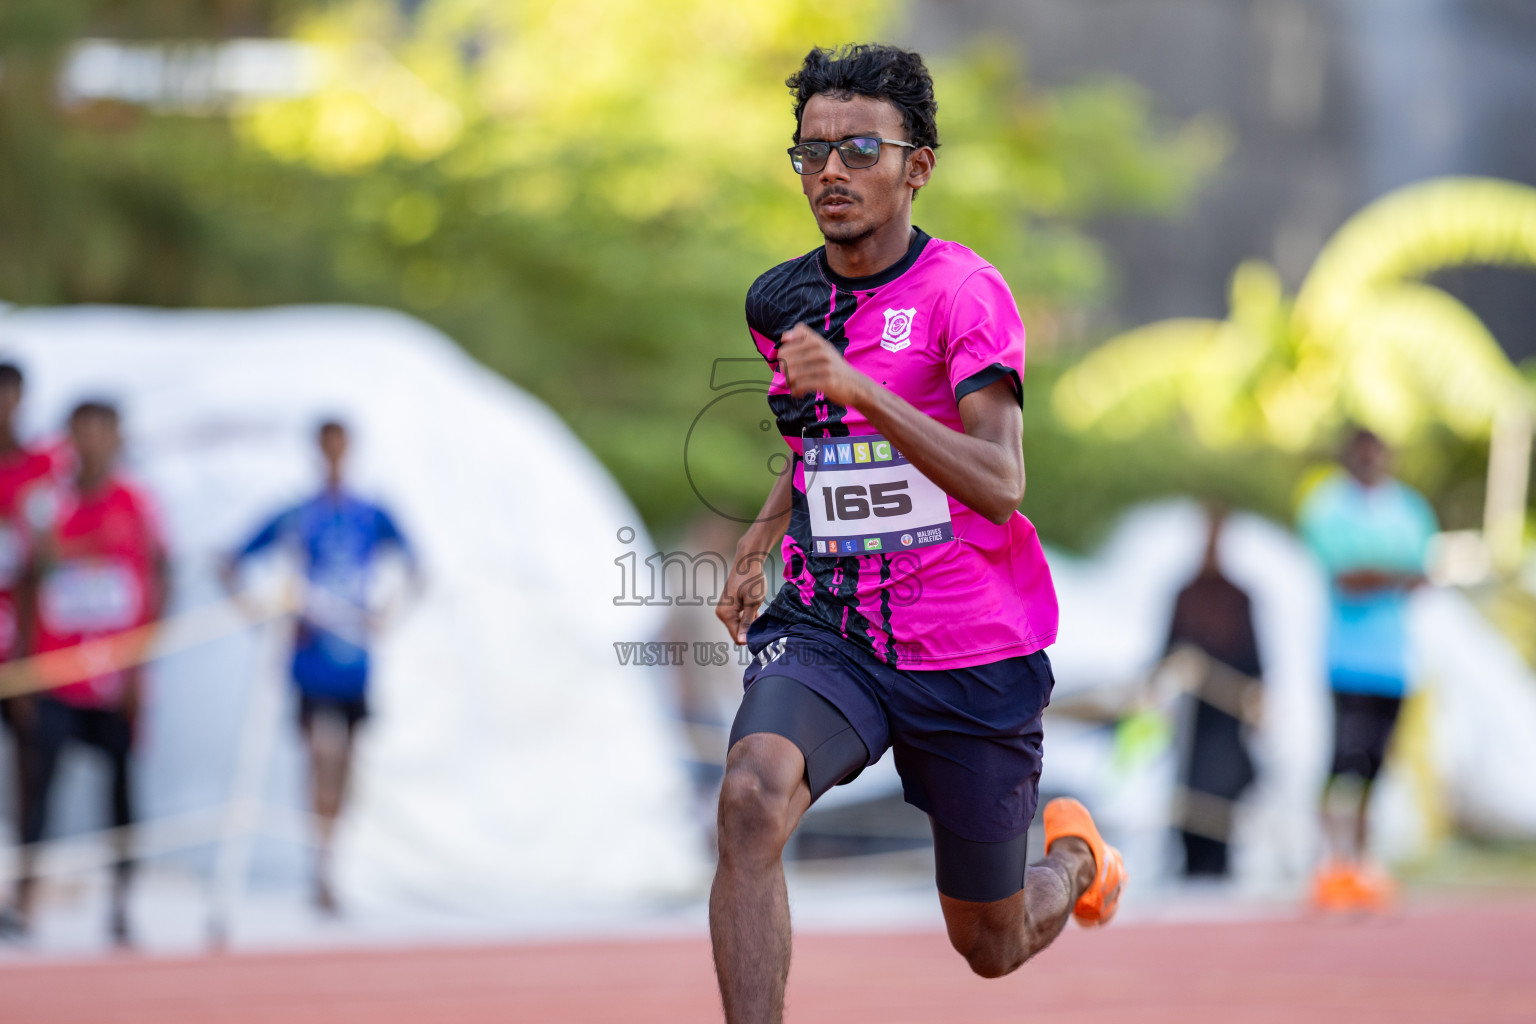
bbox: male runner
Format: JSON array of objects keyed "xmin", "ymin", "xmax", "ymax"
[
  {"xmin": 1299, "ymin": 427, "xmax": 1435, "ymax": 910},
  {"xmin": 10, "ymin": 401, "xmax": 169, "ymax": 944},
  {"xmin": 0, "ymin": 363, "xmax": 66, "ymax": 938},
  {"xmin": 711, "ymin": 45, "xmax": 1124, "ymax": 1022},
  {"xmin": 222, "ymin": 420, "xmax": 418, "ymax": 913}
]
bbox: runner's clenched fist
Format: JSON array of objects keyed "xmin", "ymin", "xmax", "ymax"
[{"xmin": 776, "ymin": 323, "xmax": 872, "ymax": 406}]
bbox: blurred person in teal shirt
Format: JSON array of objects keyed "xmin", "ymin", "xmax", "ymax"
[{"xmin": 1298, "ymin": 427, "xmax": 1436, "ymax": 910}]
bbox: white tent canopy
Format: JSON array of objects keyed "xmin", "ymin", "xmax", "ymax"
[{"xmin": 0, "ymin": 302, "xmax": 706, "ymax": 911}]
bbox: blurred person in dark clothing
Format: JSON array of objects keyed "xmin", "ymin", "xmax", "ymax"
[
  {"xmin": 1162, "ymin": 506, "xmax": 1263, "ymax": 878},
  {"xmin": 222, "ymin": 420, "xmax": 419, "ymax": 915},
  {"xmin": 5, "ymin": 401, "xmax": 169, "ymax": 945}
]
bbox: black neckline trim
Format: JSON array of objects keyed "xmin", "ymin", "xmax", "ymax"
[{"xmin": 817, "ymin": 227, "xmax": 932, "ymax": 291}]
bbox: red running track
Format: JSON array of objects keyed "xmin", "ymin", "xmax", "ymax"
[{"xmin": 3, "ymin": 901, "xmax": 1533, "ymax": 1023}]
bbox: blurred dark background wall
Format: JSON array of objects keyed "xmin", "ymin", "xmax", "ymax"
[{"xmin": 910, "ymin": 0, "xmax": 1536, "ymax": 359}]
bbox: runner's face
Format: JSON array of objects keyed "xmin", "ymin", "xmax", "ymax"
[
  {"xmin": 1344, "ymin": 436, "xmax": 1389, "ymax": 485},
  {"xmin": 0, "ymin": 384, "xmax": 19, "ymax": 422},
  {"xmin": 797, "ymin": 94, "xmax": 921, "ymax": 246},
  {"xmin": 319, "ymin": 428, "xmax": 348, "ymax": 474},
  {"xmin": 70, "ymin": 415, "xmax": 119, "ymax": 469}
]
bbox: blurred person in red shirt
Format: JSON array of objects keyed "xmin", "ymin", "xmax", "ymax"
[
  {"xmin": 3, "ymin": 401, "xmax": 169, "ymax": 945},
  {"xmin": 0, "ymin": 362, "xmax": 68, "ymax": 939},
  {"xmin": 0, "ymin": 364, "xmax": 64, "ymax": 670}
]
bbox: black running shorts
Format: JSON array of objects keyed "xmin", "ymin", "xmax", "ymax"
[{"xmin": 1330, "ymin": 690, "xmax": 1403, "ymax": 781}]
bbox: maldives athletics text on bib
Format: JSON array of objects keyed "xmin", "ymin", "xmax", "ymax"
[{"xmin": 802, "ymin": 433, "xmax": 953, "ymax": 556}]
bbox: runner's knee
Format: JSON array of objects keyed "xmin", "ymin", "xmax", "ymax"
[
  {"xmin": 940, "ymin": 891, "xmax": 1032, "ymax": 979},
  {"xmin": 944, "ymin": 913, "xmax": 1030, "ymax": 978},
  {"xmin": 959, "ymin": 935, "xmax": 1029, "ymax": 979},
  {"xmin": 716, "ymin": 735, "xmax": 805, "ymax": 855},
  {"xmin": 716, "ymin": 772, "xmax": 793, "ymax": 857}
]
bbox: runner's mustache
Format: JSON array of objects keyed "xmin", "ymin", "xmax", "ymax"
[{"xmin": 816, "ymin": 188, "xmax": 859, "ymax": 206}]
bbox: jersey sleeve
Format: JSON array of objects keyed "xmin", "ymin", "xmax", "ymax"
[
  {"xmin": 945, "ymin": 267, "xmax": 1025, "ymax": 407},
  {"xmin": 19, "ymin": 447, "xmax": 70, "ymax": 535},
  {"xmin": 745, "ymin": 277, "xmax": 796, "ymax": 402},
  {"xmin": 748, "ymin": 326, "xmax": 776, "ymax": 364},
  {"xmin": 234, "ymin": 508, "xmax": 291, "ymax": 561},
  {"xmin": 745, "ymin": 279, "xmax": 792, "ymax": 365},
  {"xmin": 1405, "ymin": 487, "xmax": 1439, "ymax": 570},
  {"xmin": 1296, "ymin": 482, "xmax": 1346, "ymax": 572},
  {"xmin": 135, "ymin": 487, "xmax": 170, "ymax": 559},
  {"xmin": 374, "ymin": 506, "xmax": 415, "ymax": 560},
  {"xmin": 21, "ymin": 477, "xmax": 63, "ymax": 535}
]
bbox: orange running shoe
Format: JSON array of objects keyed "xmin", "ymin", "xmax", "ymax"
[
  {"xmin": 1043, "ymin": 797, "xmax": 1126, "ymax": 927},
  {"xmin": 1309, "ymin": 860, "xmax": 1356, "ymax": 912}
]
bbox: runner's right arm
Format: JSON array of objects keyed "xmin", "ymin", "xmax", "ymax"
[
  {"xmin": 776, "ymin": 322, "xmax": 1025, "ymax": 525},
  {"xmin": 715, "ymin": 464, "xmax": 794, "ymax": 645},
  {"xmin": 220, "ymin": 509, "xmax": 288, "ymax": 619}
]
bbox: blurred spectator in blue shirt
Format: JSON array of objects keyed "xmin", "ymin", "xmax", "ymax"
[
  {"xmin": 222, "ymin": 420, "xmax": 419, "ymax": 914},
  {"xmin": 1298, "ymin": 427, "xmax": 1435, "ymax": 907}
]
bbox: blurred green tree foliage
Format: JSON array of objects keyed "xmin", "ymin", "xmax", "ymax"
[
  {"xmin": 0, "ymin": 0, "xmax": 1220, "ymax": 539},
  {"xmin": 1054, "ymin": 178, "xmax": 1536, "ymax": 542}
]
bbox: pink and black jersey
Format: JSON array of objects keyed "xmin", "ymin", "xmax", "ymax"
[{"xmin": 746, "ymin": 228, "xmax": 1058, "ymax": 670}]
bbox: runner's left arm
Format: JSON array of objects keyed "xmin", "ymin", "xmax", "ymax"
[{"xmin": 777, "ymin": 323, "xmax": 1024, "ymax": 524}]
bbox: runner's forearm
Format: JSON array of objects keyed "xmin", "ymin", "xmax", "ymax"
[
  {"xmin": 847, "ymin": 376, "xmax": 1024, "ymax": 524},
  {"xmin": 736, "ymin": 464, "xmax": 794, "ymax": 563},
  {"xmin": 1336, "ymin": 569, "xmax": 1425, "ymax": 593},
  {"xmin": 152, "ymin": 552, "xmax": 172, "ymax": 619}
]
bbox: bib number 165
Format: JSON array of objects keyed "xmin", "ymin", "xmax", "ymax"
[{"xmin": 819, "ymin": 480, "xmax": 913, "ymax": 521}]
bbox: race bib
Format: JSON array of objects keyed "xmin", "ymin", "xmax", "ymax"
[
  {"xmin": 802, "ymin": 433, "xmax": 953, "ymax": 556},
  {"xmin": 40, "ymin": 560, "xmax": 143, "ymax": 633}
]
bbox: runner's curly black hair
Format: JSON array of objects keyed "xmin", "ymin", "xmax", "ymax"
[{"xmin": 786, "ymin": 44, "xmax": 939, "ymax": 151}]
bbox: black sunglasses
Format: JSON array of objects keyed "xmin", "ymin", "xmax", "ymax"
[{"xmin": 787, "ymin": 136, "xmax": 916, "ymax": 175}]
